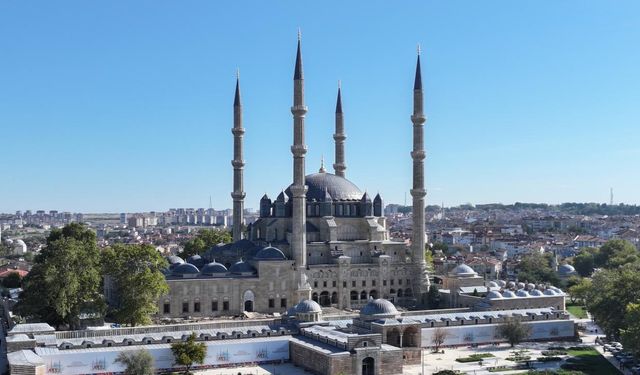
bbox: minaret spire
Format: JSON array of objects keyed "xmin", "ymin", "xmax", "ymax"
[
  {"xmin": 290, "ymin": 33, "xmax": 308, "ymax": 268},
  {"xmin": 333, "ymin": 82, "xmax": 347, "ymax": 177},
  {"xmin": 231, "ymin": 73, "xmax": 246, "ymax": 242},
  {"xmin": 410, "ymin": 47, "xmax": 430, "ymax": 302}
]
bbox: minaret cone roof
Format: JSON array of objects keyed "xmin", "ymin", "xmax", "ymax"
[
  {"xmin": 336, "ymin": 86, "xmax": 343, "ymax": 113},
  {"xmin": 234, "ymin": 77, "xmax": 241, "ymax": 107},
  {"xmin": 414, "ymin": 55, "xmax": 422, "ymax": 90},
  {"xmin": 294, "ymin": 39, "xmax": 303, "ymax": 80}
]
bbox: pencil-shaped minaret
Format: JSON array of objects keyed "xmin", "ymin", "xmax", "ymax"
[
  {"xmin": 290, "ymin": 33, "xmax": 308, "ymax": 267},
  {"xmin": 231, "ymin": 71, "xmax": 245, "ymax": 242},
  {"xmin": 333, "ymin": 82, "xmax": 347, "ymax": 178}
]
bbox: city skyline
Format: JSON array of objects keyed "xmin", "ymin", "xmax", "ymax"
[{"xmin": 2, "ymin": 1, "xmax": 639, "ymax": 212}]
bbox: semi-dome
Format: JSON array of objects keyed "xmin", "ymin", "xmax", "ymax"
[
  {"xmin": 486, "ymin": 291, "xmax": 503, "ymax": 299},
  {"xmin": 201, "ymin": 261, "xmax": 228, "ymax": 275},
  {"xmin": 187, "ymin": 254, "xmax": 205, "ymax": 268},
  {"xmin": 254, "ymin": 246, "xmax": 287, "ymax": 261},
  {"xmin": 558, "ymin": 264, "xmax": 576, "ymax": 276},
  {"xmin": 229, "ymin": 259, "xmax": 256, "ymax": 275},
  {"xmin": 516, "ymin": 289, "xmax": 529, "ymax": 297},
  {"xmin": 502, "ymin": 290, "xmax": 516, "ymax": 298},
  {"xmin": 294, "ymin": 300, "xmax": 322, "ymax": 313},
  {"xmin": 172, "ymin": 263, "xmax": 200, "ymax": 276},
  {"xmin": 361, "ymin": 299, "xmax": 398, "ymax": 316},
  {"xmin": 449, "ymin": 264, "xmax": 478, "ymax": 277},
  {"xmin": 286, "ymin": 172, "xmax": 363, "ymax": 201}
]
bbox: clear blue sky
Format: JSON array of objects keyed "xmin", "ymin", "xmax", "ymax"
[{"xmin": 1, "ymin": 1, "xmax": 639, "ymax": 213}]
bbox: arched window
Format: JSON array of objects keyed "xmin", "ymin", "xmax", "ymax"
[
  {"xmin": 397, "ymin": 289, "xmax": 404, "ymax": 298},
  {"xmin": 360, "ymin": 291, "xmax": 368, "ymax": 300},
  {"xmin": 350, "ymin": 291, "xmax": 358, "ymax": 300}
]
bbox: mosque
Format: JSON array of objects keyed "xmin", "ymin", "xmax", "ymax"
[{"xmin": 157, "ymin": 36, "xmax": 430, "ymax": 318}]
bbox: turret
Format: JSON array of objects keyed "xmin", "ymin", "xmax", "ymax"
[
  {"xmin": 260, "ymin": 194, "xmax": 272, "ymax": 218},
  {"xmin": 373, "ymin": 193, "xmax": 383, "ymax": 217},
  {"xmin": 361, "ymin": 192, "xmax": 373, "ymax": 217},
  {"xmin": 275, "ymin": 191, "xmax": 288, "ymax": 217}
]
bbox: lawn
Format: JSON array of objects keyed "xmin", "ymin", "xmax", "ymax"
[
  {"xmin": 561, "ymin": 347, "xmax": 620, "ymax": 375},
  {"xmin": 566, "ymin": 304, "xmax": 588, "ymax": 319}
]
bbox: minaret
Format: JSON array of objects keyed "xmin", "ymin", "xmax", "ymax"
[
  {"xmin": 333, "ymin": 82, "xmax": 347, "ymax": 177},
  {"xmin": 410, "ymin": 46, "xmax": 430, "ymax": 299},
  {"xmin": 290, "ymin": 33, "xmax": 308, "ymax": 267},
  {"xmin": 231, "ymin": 71, "xmax": 245, "ymax": 242}
]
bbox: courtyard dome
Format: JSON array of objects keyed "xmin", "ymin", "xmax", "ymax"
[
  {"xmin": 527, "ymin": 283, "xmax": 536, "ymax": 290},
  {"xmin": 449, "ymin": 264, "xmax": 477, "ymax": 277},
  {"xmin": 254, "ymin": 246, "xmax": 286, "ymax": 261},
  {"xmin": 486, "ymin": 291, "xmax": 503, "ymax": 299},
  {"xmin": 229, "ymin": 259, "xmax": 256, "ymax": 275},
  {"xmin": 544, "ymin": 289, "xmax": 557, "ymax": 296},
  {"xmin": 502, "ymin": 290, "xmax": 516, "ymax": 298},
  {"xmin": 517, "ymin": 282, "xmax": 525, "ymax": 289},
  {"xmin": 361, "ymin": 299, "xmax": 398, "ymax": 316},
  {"xmin": 488, "ymin": 281, "xmax": 499, "ymax": 288},
  {"xmin": 294, "ymin": 300, "xmax": 322, "ymax": 313},
  {"xmin": 172, "ymin": 263, "xmax": 200, "ymax": 276},
  {"xmin": 187, "ymin": 254, "xmax": 205, "ymax": 268},
  {"xmin": 516, "ymin": 289, "xmax": 529, "ymax": 297},
  {"xmin": 530, "ymin": 289, "xmax": 544, "ymax": 296},
  {"xmin": 497, "ymin": 280, "xmax": 507, "ymax": 287},
  {"xmin": 201, "ymin": 261, "xmax": 228, "ymax": 275},
  {"xmin": 558, "ymin": 264, "xmax": 576, "ymax": 276},
  {"xmin": 286, "ymin": 172, "xmax": 363, "ymax": 201}
]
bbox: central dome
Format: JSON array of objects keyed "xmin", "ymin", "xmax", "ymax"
[{"xmin": 286, "ymin": 172, "xmax": 363, "ymax": 201}]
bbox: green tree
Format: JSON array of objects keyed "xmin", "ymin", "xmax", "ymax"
[
  {"xmin": 2, "ymin": 272, "xmax": 22, "ymax": 288},
  {"xmin": 620, "ymin": 303, "xmax": 640, "ymax": 358},
  {"xmin": 171, "ymin": 332, "xmax": 207, "ymax": 375},
  {"xmin": 115, "ymin": 349, "xmax": 155, "ymax": 375},
  {"xmin": 426, "ymin": 284, "xmax": 440, "ymax": 309},
  {"xmin": 102, "ymin": 244, "xmax": 169, "ymax": 326},
  {"xmin": 497, "ymin": 318, "xmax": 532, "ymax": 347},
  {"xmin": 567, "ymin": 278, "xmax": 591, "ymax": 304},
  {"xmin": 431, "ymin": 242, "xmax": 449, "ymax": 253},
  {"xmin": 596, "ymin": 239, "xmax": 639, "ymax": 268},
  {"xmin": 586, "ymin": 262, "xmax": 640, "ymax": 338},
  {"xmin": 573, "ymin": 249, "xmax": 596, "ymax": 277},
  {"xmin": 15, "ymin": 223, "xmax": 104, "ymax": 329},
  {"xmin": 516, "ymin": 253, "xmax": 560, "ymax": 285},
  {"xmin": 181, "ymin": 228, "xmax": 231, "ymax": 258}
]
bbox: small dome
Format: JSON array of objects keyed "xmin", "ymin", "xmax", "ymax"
[
  {"xmin": 558, "ymin": 264, "xmax": 576, "ymax": 276},
  {"xmin": 254, "ymin": 246, "xmax": 286, "ymax": 261},
  {"xmin": 187, "ymin": 254, "xmax": 205, "ymax": 268},
  {"xmin": 449, "ymin": 264, "xmax": 478, "ymax": 277},
  {"xmin": 497, "ymin": 280, "xmax": 507, "ymax": 287},
  {"xmin": 527, "ymin": 283, "xmax": 536, "ymax": 290},
  {"xmin": 544, "ymin": 289, "xmax": 557, "ymax": 296},
  {"xmin": 486, "ymin": 291, "xmax": 503, "ymax": 299},
  {"xmin": 517, "ymin": 282, "xmax": 525, "ymax": 289},
  {"xmin": 516, "ymin": 289, "xmax": 529, "ymax": 297},
  {"xmin": 502, "ymin": 290, "xmax": 516, "ymax": 298},
  {"xmin": 167, "ymin": 255, "xmax": 185, "ymax": 265},
  {"xmin": 201, "ymin": 261, "xmax": 228, "ymax": 275},
  {"xmin": 229, "ymin": 259, "xmax": 256, "ymax": 275},
  {"xmin": 172, "ymin": 263, "xmax": 200, "ymax": 276},
  {"xmin": 507, "ymin": 281, "xmax": 516, "ymax": 288},
  {"xmin": 488, "ymin": 281, "xmax": 499, "ymax": 288},
  {"xmin": 295, "ymin": 300, "xmax": 322, "ymax": 314},
  {"xmin": 530, "ymin": 289, "xmax": 544, "ymax": 296},
  {"xmin": 361, "ymin": 299, "xmax": 398, "ymax": 316}
]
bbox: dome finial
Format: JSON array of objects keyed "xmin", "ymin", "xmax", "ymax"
[{"xmin": 319, "ymin": 155, "xmax": 326, "ymax": 173}]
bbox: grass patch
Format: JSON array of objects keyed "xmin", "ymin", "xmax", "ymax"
[
  {"xmin": 560, "ymin": 347, "xmax": 620, "ymax": 375},
  {"xmin": 455, "ymin": 353, "xmax": 495, "ymax": 363},
  {"xmin": 566, "ymin": 304, "xmax": 588, "ymax": 319}
]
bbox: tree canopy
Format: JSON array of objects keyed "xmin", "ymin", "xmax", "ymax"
[
  {"xmin": 102, "ymin": 244, "xmax": 169, "ymax": 326},
  {"xmin": 2, "ymin": 271, "xmax": 23, "ymax": 288},
  {"xmin": 180, "ymin": 228, "xmax": 231, "ymax": 258},
  {"xmin": 15, "ymin": 223, "xmax": 104, "ymax": 329},
  {"xmin": 497, "ymin": 318, "xmax": 532, "ymax": 347},
  {"xmin": 515, "ymin": 253, "xmax": 559, "ymax": 285},
  {"xmin": 115, "ymin": 349, "xmax": 155, "ymax": 375},
  {"xmin": 171, "ymin": 332, "xmax": 206, "ymax": 374}
]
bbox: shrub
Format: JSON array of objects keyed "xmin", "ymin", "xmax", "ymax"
[
  {"xmin": 541, "ymin": 350, "xmax": 567, "ymax": 356},
  {"xmin": 537, "ymin": 356, "xmax": 562, "ymax": 362}
]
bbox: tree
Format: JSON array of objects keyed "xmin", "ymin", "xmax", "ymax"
[
  {"xmin": 586, "ymin": 262, "xmax": 640, "ymax": 338},
  {"xmin": 15, "ymin": 223, "xmax": 104, "ymax": 329},
  {"xmin": 620, "ymin": 303, "xmax": 640, "ymax": 358},
  {"xmin": 573, "ymin": 249, "xmax": 597, "ymax": 277},
  {"xmin": 181, "ymin": 228, "xmax": 231, "ymax": 258},
  {"xmin": 596, "ymin": 239, "xmax": 639, "ymax": 268},
  {"xmin": 431, "ymin": 327, "xmax": 449, "ymax": 352},
  {"xmin": 497, "ymin": 318, "xmax": 532, "ymax": 347},
  {"xmin": 171, "ymin": 332, "xmax": 206, "ymax": 375},
  {"xmin": 516, "ymin": 253, "xmax": 560, "ymax": 285},
  {"xmin": 567, "ymin": 278, "xmax": 591, "ymax": 304},
  {"xmin": 2, "ymin": 272, "xmax": 22, "ymax": 288},
  {"xmin": 102, "ymin": 244, "xmax": 169, "ymax": 326},
  {"xmin": 426, "ymin": 284, "xmax": 440, "ymax": 309},
  {"xmin": 115, "ymin": 349, "xmax": 155, "ymax": 375}
]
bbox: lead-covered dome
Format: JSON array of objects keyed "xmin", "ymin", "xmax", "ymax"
[
  {"xmin": 172, "ymin": 263, "xmax": 200, "ymax": 276},
  {"xmin": 187, "ymin": 254, "xmax": 205, "ymax": 268},
  {"xmin": 201, "ymin": 261, "xmax": 228, "ymax": 275},
  {"xmin": 254, "ymin": 246, "xmax": 287, "ymax": 261},
  {"xmin": 558, "ymin": 264, "xmax": 576, "ymax": 276},
  {"xmin": 295, "ymin": 300, "xmax": 322, "ymax": 313},
  {"xmin": 287, "ymin": 172, "xmax": 363, "ymax": 201},
  {"xmin": 449, "ymin": 264, "xmax": 478, "ymax": 278},
  {"xmin": 361, "ymin": 299, "xmax": 398, "ymax": 316},
  {"xmin": 486, "ymin": 291, "xmax": 503, "ymax": 299},
  {"xmin": 229, "ymin": 259, "xmax": 256, "ymax": 275}
]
